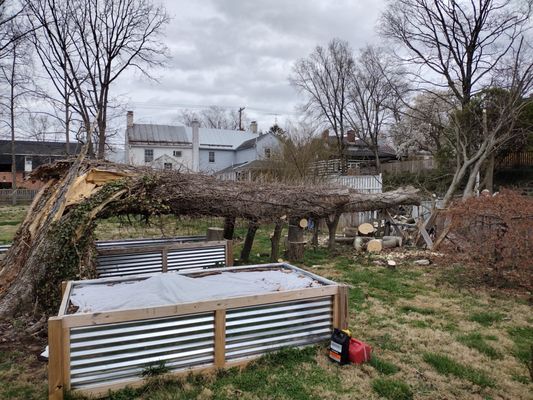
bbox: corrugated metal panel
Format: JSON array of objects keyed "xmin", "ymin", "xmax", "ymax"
[
  {"xmin": 0, "ymin": 236, "xmax": 207, "ymax": 255},
  {"xmin": 167, "ymin": 246, "xmax": 226, "ymax": 272},
  {"xmin": 96, "ymin": 252, "xmax": 163, "ymax": 277},
  {"xmin": 69, "ymin": 312, "xmax": 215, "ymax": 389},
  {"xmin": 95, "ymin": 236, "xmax": 206, "ymax": 249},
  {"xmin": 96, "ymin": 244, "xmax": 227, "ymax": 277},
  {"xmin": 225, "ymin": 297, "xmax": 333, "ymax": 361}
]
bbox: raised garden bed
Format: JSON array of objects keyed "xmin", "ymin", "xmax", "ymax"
[{"xmin": 48, "ymin": 263, "xmax": 348, "ymax": 399}]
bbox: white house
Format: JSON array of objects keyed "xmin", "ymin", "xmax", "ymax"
[{"xmin": 124, "ymin": 111, "xmax": 281, "ymax": 174}]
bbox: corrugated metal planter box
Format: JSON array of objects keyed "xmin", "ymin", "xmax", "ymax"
[
  {"xmin": 48, "ymin": 263, "xmax": 348, "ymax": 399},
  {"xmin": 95, "ymin": 239, "xmax": 233, "ymax": 278}
]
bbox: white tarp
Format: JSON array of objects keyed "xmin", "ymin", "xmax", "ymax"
[{"xmin": 70, "ymin": 270, "xmax": 322, "ymax": 313}]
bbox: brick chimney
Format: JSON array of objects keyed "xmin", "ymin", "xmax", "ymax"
[
  {"xmin": 249, "ymin": 121, "xmax": 258, "ymax": 134},
  {"xmin": 321, "ymin": 129, "xmax": 329, "ymax": 142},
  {"xmin": 346, "ymin": 130, "xmax": 356, "ymax": 143},
  {"xmin": 126, "ymin": 111, "xmax": 134, "ymax": 128}
]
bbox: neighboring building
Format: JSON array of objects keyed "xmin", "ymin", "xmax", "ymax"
[
  {"xmin": 324, "ymin": 130, "xmax": 397, "ymax": 164},
  {"xmin": 0, "ymin": 140, "xmax": 79, "ymax": 189},
  {"xmin": 124, "ymin": 111, "xmax": 281, "ymax": 174}
]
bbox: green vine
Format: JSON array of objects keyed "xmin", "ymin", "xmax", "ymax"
[{"xmin": 36, "ymin": 180, "xmax": 128, "ymax": 313}]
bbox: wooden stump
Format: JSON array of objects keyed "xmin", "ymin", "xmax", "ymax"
[
  {"xmin": 367, "ymin": 239, "xmax": 383, "ymax": 253},
  {"xmin": 206, "ymin": 227, "xmax": 224, "ymax": 241},
  {"xmin": 358, "ymin": 223, "xmax": 375, "ymax": 235},
  {"xmin": 287, "ymin": 216, "xmax": 305, "ymax": 261},
  {"xmin": 287, "ymin": 241, "xmax": 305, "ymax": 261}
]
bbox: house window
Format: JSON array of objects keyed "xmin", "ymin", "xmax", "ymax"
[
  {"xmin": 173, "ymin": 150, "xmax": 182, "ymax": 158},
  {"xmin": 264, "ymin": 148, "xmax": 271, "ymax": 159},
  {"xmin": 209, "ymin": 151, "xmax": 215, "ymax": 163},
  {"xmin": 144, "ymin": 149, "xmax": 154, "ymax": 163},
  {"xmin": 164, "ymin": 162, "xmax": 172, "ymax": 170},
  {"xmin": 24, "ymin": 156, "xmax": 33, "ymax": 172}
]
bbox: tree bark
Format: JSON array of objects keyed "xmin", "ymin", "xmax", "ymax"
[
  {"xmin": 240, "ymin": 220, "xmax": 258, "ymax": 262},
  {"xmin": 223, "ymin": 216, "xmax": 236, "ymax": 240},
  {"xmin": 326, "ymin": 212, "xmax": 341, "ymax": 251},
  {"xmin": 270, "ymin": 219, "xmax": 283, "ymax": 262},
  {"xmin": 311, "ymin": 218, "xmax": 320, "ymax": 247},
  {"xmin": 286, "ymin": 216, "xmax": 305, "ymax": 261}
]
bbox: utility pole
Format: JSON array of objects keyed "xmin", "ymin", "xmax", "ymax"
[{"xmin": 238, "ymin": 107, "xmax": 245, "ymax": 131}]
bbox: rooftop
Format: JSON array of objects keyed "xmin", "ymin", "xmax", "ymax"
[{"xmin": 127, "ymin": 124, "xmax": 259, "ymax": 150}]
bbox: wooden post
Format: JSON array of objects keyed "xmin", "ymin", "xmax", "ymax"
[
  {"xmin": 161, "ymin": 248, "xmax": 168, "ymax": 272},
  {"xmin": 48, "ymin": 317, "xmax": 64, "ymax": 400},
  {"xmin": 60, "ymin": 281, "xmax": 67, "ymax": 297},
  {"xmin": 214, "ymin": 309, "xmax": 226, "ymax": 368},
  {"xmin": 225, "ymin": 240, "xmax": 234, "ymax": 266},
  {"xmin": 333, "ymin": 285, "xmax": 349, "ymax": 330}
]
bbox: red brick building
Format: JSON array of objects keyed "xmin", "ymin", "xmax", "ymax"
[{"xmin": 0, "ymin": 140, "xmax": 79, "ymax": 189}]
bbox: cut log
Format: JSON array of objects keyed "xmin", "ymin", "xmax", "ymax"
[
  {"xmin": 358, "ymin": 223, "xmax": 375, "ymax": 235},
  {"xmin": 335, "ymin": 236, "xmax": 355, "ymax": 245},
  {"xmin": 299, "ymin": 218, "xmax": 308, "ymax": 229},
  {"xmin": 344, "ymin": 227, "xmax": 360, "ymax": 237},
  {"xmin": 382, "ymin": 238, "xmax": 399, "ymax": 249},
  {"xmin": 367, "ymin": 239, "xmax": 383, "ymax": 253},
  {"xmin": 383, "ymin": 236, "xmax": 402, "ymax": 247},
  {"xmin": 206, "ymin": 227, "xmax": 224, "ymax": 241}
]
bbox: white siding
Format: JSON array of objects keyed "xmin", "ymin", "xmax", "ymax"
[
  {"xmin": 235, "ymin": 134, "xmax": 280, "ymax": 164},
  {"xmin": 199, "ymin": 149, "xmax": 236, "ymax": 173},
  {"xmin": 129, "ymin": 145, "xmax": 193, "ymax": 170}
]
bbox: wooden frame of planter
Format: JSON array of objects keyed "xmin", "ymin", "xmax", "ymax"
[{"xmin": 48, "ymin": 263, "xmax": 348, "ymax": 399}]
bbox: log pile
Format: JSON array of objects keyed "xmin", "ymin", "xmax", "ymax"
[{"xmin": 337, "ymin": 222, "xmax": 404, "ymax": 254}]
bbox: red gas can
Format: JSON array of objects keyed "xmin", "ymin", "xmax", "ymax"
[{"xmin": 348, "ymin": 338, "xmax": 372, "ymax": 364}]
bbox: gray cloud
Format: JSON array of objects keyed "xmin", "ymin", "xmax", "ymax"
[{"xmin": 116, "ymin": 0, "xmax": 386, "ymax": 132}]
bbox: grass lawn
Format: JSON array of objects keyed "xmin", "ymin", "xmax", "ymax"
[{"xmin": 0, "ymin": 207, "xmax": 532, "ymax": 399}]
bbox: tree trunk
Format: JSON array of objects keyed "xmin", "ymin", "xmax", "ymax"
[
  {"xmin": 240, "ymin": 220, "xmax": 258, "ymax": 262},
  {"xmin": 482, "ymin": 152, "xmax": 495, "ymax": 193},
  {"xmin": 223, "ymin": 216, "xmax": 236, "ymax": 240},
  {"xmin": 311, "ymin": 218, "xmax": 319, "ymax": 247},
  {"xmin": 270, "ymin": 219, "xmax": 283, "ymax": 262},
  {"xmin": 287, "ymin": 216, "xmax": 305, "ymax": 261},
  {"xmin": 373, "ymin": 147, "xmax": 381, "ymax": 172},
  {"xmin": 326, "ymin": 212, "xmax": 341, "ymax": 251},
  {"xmin": 463, "ymin": 153, "xmax": 487, "ymax": 199}
]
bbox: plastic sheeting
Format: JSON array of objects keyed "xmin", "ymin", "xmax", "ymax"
[{"xmin": 70, "ymin": 270, "xmax": 322, "ymax": 313}]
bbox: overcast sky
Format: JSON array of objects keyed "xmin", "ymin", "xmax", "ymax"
[{"xmin": 117, "ymin": 0, "xmax": 386, "ymax": 133}]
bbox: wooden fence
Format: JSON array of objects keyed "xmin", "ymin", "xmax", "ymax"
[
  {"xmin": 0, "ymin": 189, "xmax": 38, "ymax": 204},
  {"xmin": 381, "ymin": 158, "xmax": 435, "ymax": 174},
  {"xmin": 497, "ymin": 151, "xmax": 533, "ymax": 169}
]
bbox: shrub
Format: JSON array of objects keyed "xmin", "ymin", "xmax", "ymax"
[{"xmin": 442, "ymin": 190, "xmax": 533, "ymax": 291}]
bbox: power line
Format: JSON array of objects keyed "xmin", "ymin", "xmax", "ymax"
[{"xmin": 129, "ymin": 101, "xmax": 301, "ymax": 116}]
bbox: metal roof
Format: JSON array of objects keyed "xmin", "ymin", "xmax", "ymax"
[
  {"xmin": 127, "ymin": 124, "xmax": 259, "ymax": 150},
  {"xmin": 183, "ymin": 127, "xmax": 258, "ymax": 150},
  {"xmin": 0, "ymin": 140, "xmax": 79, "ymax": 156},
  {"xmin": 127, "ymin": 124, "xmax": 189, "ymax": 145}
]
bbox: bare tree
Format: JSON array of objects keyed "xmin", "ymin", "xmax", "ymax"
[
  {"xmin": 177, "ymin": 106, "xmax": 244, "ymax": 130},
  {"xmin": 0, "ymin": 18, "xmax": 33, "ymax": 204},
  {"xmin": 290, "ymin": 38, "xmax": 354, "ymax": 159},
  {"xmin": 346, "ymin": 46, "xmax": 407, "ymax": 171},
  {"xmin": 381, "ymin": 0, "xmax": 532, "ymax": 205},
  {"xmin": 26, "ymin": 0, "xmax": 170, "ymax": 159}
]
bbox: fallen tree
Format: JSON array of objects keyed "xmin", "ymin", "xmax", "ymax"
[{"xmin": 0, "ymin": 159, "xmax": 420, "ymax": 317}]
